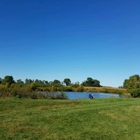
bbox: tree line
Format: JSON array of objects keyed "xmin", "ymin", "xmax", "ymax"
[
  {"xmin": 0, "ymin": 76, "xmax": 102, "ymax": 98},
  {"xmin": 0, "ymin": 76, "xmax": 101, "ymax": 88},
  {"xmin": 1, "ymin": 74, "xmax": 139, "ymax": 98}
]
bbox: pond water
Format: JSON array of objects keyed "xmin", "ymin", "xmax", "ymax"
[{"xmin": 64, "ymin": 92, "xmax": 119, "ymax": 100}]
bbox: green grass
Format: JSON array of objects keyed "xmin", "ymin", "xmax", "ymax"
[{"xmin": 0, "ymin": 98, "xmax": 140, "ymax": 140}]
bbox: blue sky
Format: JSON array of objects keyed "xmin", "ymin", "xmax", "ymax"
[{"xmin": 0, "ymin": 0, "xmax": 140, "ymax": 87}]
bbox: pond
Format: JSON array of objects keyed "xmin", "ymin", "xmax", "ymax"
[{"xmin": 64, "ymin": 92, "xmax": 119, "ymax": 100}]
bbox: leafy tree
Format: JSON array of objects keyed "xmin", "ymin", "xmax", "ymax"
[
  {"xmin": 25, "ymin": 79, "xmax": 33, "ymax": 84},
  {"xmin": 129, "ymin": 88, "xmax": 140, "ymax": 98},
  {"xmin": 16, "ymin": 79, "xmax": 24, "ymax": 84},
  {"xmin": 123, "ymin": 75, "xmax": 140, "ymax": 89},
  {"xmin": 15, "ymin": 79, "xmax": 24, "ymax": 87},
  {"xmin": 123, "ymin": 74, "xmax": 140, "ymax": 97},
  {"xmin": 53, "ymin": 79, "xmax": 61, "ymax": 87},
  {"xmin": 35, "ymin": 79, "xmax": 41, "ymax": 86},
  {"xmin": 64, "ymin": 78, "xmax": 71, "ymax": 86},
  {"xmin": 2, "ymin": 76, "xmax": 15, "ymax": 86},
  {"xmin": 82, "ymin": 77, "xmax": 100, "ymax": 87},
  {"xmin": 93, "ymin": 79, "xmax": 101, "ymax": 87},
  {"xmin": 49, "ymin": 81, "xmax": 53, "ymax": 86},
  {"xmin": 44, "ymin": 80, "xmax": 49, "ymax": 86},
  {"xmin": 71, "ymin": 82, "xmax": 80, "ymax": 88}
]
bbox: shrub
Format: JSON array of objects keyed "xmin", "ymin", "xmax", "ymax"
[
  {"xmin": 129, "ymin": 88, "xmax": 140, "ymax": 98},
  {"xmin": 77, "ymin": 85, "xmax": 85, "ymax": 92},
  {"xmin": 55, "ymin": 92, "xmax": 68, "ymax": 99}
]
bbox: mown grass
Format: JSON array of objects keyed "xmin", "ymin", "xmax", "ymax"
[{"xmin": 0, "ymin": 98, "xmax": 140, "ymax": 140}]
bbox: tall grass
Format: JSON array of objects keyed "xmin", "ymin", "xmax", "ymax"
[
  {"xmin": 38, "ymin": 86, "xmax": 127, "ymax": 94},
  {"xmin": 0, "ymin": 85, "xmax": 68, "ymax": 99},
  {"xmin": 0, "ymin": 84, "xmax": 128, "ymax": 100},
  {"xmin": 85, "ymin": 86, "xmax": 127, "ymax": 94}
]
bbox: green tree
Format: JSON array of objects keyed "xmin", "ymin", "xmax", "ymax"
[
  {"xmin": 53, "ymin": 80, "xmax": 61, "ymax": 87},
  {"xmin": 123, "ymin": 75, "xmax": 140, "ymax": 89},
  {"xmin": 82, "ymin": 77, "xmax": 100, "ymax": 87},
  {"xmin": 25, "ymin": 79, "xmax": 33, "ymax": 84},
  {"xmin": 64, "ymin": 78, "xmax": 71, "ymax": 86},
  {"xmin": 92, "ymin": 79, "xmax": 100, "ymax": 87},
  {"xmin": 44, "ymin": 80, "xmax": 49, "ymax": 86},
  {"xmin": 16, "ymin": 79, "xmax": 24, "ymax": 84},
  {"xmin": 129, "ymin": 88, "xmax": 140, "ymax": 98},
  {"xmin": 71, "ymin": 82, "xmax": 80, "ymax": 88},
  {"xmin": 49, "ymin": 81, "xmax": 53, "ymax": 86},
  {"xmin": 35, "ymin": 79, "xmax": 41, "ymax": 86},
  {"xmin": 16, "ymin": 79, "xmax": 24, "ymax": 87},
  {"xmin": 123, "ymin": 74, "xmax": 140, "ymax": 97},
  {"xmin": 2, "ymin": 76, "xmax": 15, "ymax": 86}
]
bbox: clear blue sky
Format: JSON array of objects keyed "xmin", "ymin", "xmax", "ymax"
[{"xmin": 0, "ymin": 0, "xmax": 140, "ymax": 87}]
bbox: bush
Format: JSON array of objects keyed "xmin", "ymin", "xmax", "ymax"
[
  {"xmin": 42, "ymin": 92, "xmax": 68, "ymax": 99},
  {"xmin": 129, "ymin": 88, "xmax": 140, "ymax": 98},
  {"xmin": 76, "ymin": 85, "xmax": 84, "ymax": 92},
  {"xmin": 55, "ymin": 92, "xmax": 68, "ymax": 99}
]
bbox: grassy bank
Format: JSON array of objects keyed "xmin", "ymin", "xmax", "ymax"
[
  {"xmin": 84, "ymin": 86, "xmax": 127, "ymax": 94},
  {"xmin": 0, "ymin": 98, "xmax": 140, "ymax": 140},
  {"xmin": 39, "ymin": 86, "xmax": 128, "ymax": 94}
]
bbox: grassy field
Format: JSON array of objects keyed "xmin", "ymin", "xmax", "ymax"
[{"xmin": 0, "ymin": 98, "xmax": 140, "ymax": 140}]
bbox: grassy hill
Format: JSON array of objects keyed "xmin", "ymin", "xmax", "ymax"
[{"xmin": 0, "ymin": 98, "xmax": 140, "ymax": 140}]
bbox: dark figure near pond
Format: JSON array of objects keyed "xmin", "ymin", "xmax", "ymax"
[{"xmin": 89, "ymin": 93, "xmax": 94, "ymax": 99}]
